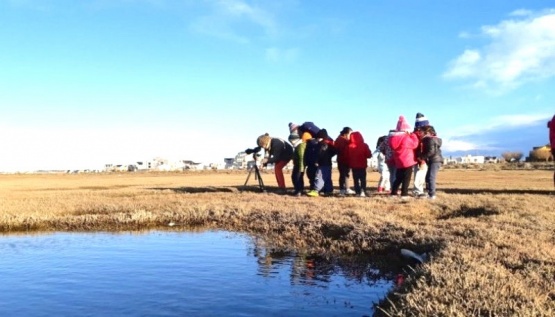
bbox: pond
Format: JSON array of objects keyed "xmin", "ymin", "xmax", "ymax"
[{"xmin": 0, "ymin": 230, "xmax": 395, "ymax": 316}]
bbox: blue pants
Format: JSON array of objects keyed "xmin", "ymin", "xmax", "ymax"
[
  {"xmin": 319, "ymin": 165, "xmax": 333, "ymax": 194},
  {"xmin": 306, "ymin": 165, "xmax": 321, "ymax": 191},
  {"xmin": 425, "ymin": 162, "xmax": 441, "ymax": 197}
]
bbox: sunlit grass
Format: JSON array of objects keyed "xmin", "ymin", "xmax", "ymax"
[{"xmin": 1, "ymin": 168, "xmax": 554, "ymax": 316}]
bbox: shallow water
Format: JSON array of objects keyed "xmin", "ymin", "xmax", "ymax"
[{"xmin": 0, "ymin": 230, "xmax": 393, "ymax": 316}]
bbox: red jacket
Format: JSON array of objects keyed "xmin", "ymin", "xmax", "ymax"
[
  {"xmin": 334, "ymin": 135, "xmax": 350, "ymax": 165},
  {"xmin": 347, "ymin": 132, "xmax": 371, "ymax": 169},
  {"xmin": 549, "ymin": 115, "xmax": 555, "ymax": 149},
  {"xmin": 389, "ymin": 132, "xmax": 419, "ymax": 168}
]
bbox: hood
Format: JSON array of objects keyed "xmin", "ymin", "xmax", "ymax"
[
  {"xmin": 349, "ymin": 131, "xmax": 364, "ymax": 145},
  {"xmin": 388, "ymin": 132, "xmax": 406, "ymax": 150}
]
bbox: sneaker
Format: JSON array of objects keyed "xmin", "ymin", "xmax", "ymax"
[
  {"xmin": 400, "ymin": 195, "xmax": 412, "ymax": 201},
  {"xmin": 346, "ymin": 189, "xmax": 356, "ymax": 195},
  {"xmin": 428, "ymin": 195, "xmax": 436, "ymax": 200},
  {"xmin": 359, "ymin": 192, "xmax": 366, "ymax": 197},
  {"xmin": 377, "ymin": 187, "xmax": 383, "ymax": 193},
  {"xmin": 306, "ymin": 190, "xmax": 319, "ymax": 197},
  {"xmin": 339, "ymin": 189, "xmax": 346, "ymax": 196}
]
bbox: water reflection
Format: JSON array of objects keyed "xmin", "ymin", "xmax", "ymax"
[{"xmin": 0, "ymin": 230, "xmax": 394, "ymax": 317}]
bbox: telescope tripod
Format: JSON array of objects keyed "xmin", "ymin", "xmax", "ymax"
[{"xmin": 243, "ymin": 162, "xmax": 265, "ymax": 192}]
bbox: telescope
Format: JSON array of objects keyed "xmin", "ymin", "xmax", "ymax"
[{"xmin": 243, "ymin": 146, "xmax": 265, "ymax": 192}]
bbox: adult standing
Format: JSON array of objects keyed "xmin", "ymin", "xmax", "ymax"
[
  {"xmin": 549, "ymin": 115, "xmax": 555, "ymax": 188},
  {"xmin": 256, "ymin": 133, "xmax": 294, "ymax": 193},
  {"xmin": 420, "ymin": 125, "xmax": 443, "ymax": 199},
  {"xmin": 335, "ymin": 127, "xmax": 355, "ymax": 195},
  {"xmin": 389, "ymin": 116, "xmax": 419, "ymax": 199}
]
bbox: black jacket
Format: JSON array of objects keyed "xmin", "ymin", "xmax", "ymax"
[
  {"xmin": 266, "ymin": 138, "xmax": 293, "ymax": 164},
  {"xmin": 421, "ymin": 136, "xmax": 443, "ymax": 164}
]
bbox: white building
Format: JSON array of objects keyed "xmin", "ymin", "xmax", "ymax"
[{"xmin": 456, "ymin": 155, "xmax": 485, "ymax": 164}]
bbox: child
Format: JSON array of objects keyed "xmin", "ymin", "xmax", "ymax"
[
  {"xmin": 420, "ymin": 125, "xmax": 443, "ymax": 199},
  {"xmin": 335, "ymin": 127, "xmax": 355, "ymax": 195},
  {"xmin": 291, "ymin": 132, "xmax": 312, "ymax": 196},
  {"xmin": 348, "ymin": 131, "xmax": 372, "ymax": 197},
  {"xmin": 389, "ymin": 116, "xmax": 419, "ymax": 199},
  {"xmin": 304, "ymin": 136, "xmax": 321, "ymax": 196},
  {"xmin": 412, "ymin": 112, "xmax": 430, "ymax": 197},
  {"xmin": 307, "ymin": 129, "xmax": 336, "ymax": 196},
  {"xmin": 373, "ymin": 135, "xmax": 390, "ymax": 193}
]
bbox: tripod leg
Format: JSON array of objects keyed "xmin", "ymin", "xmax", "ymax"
[
  {"xmin": 255, "ymin": 166, "xmax": 265, "ymax": 191},
  {"xmin": 244, "ymin": 167, "xmax": 254, "ymax": 187}
]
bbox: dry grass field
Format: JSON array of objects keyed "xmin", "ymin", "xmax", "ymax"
[{"xmin": 1, "ymin": 167, "xmax": 554, "ymax": 316}]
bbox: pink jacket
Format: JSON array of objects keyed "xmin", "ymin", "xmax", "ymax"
[
  {"xmin": 389, "ymin": 132, "xmax": 419, "ymax": 168},
  {"xmin": 549, "ymin": 115, "xmax": 555, "ymax": 149}
]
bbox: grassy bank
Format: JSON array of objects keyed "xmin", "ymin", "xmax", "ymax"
[{"xmin": 1, "ymin": 169, "xmax": 554, "ymax": 316}]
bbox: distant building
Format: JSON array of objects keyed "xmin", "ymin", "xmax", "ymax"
[{"xmin": 456, "ymin": 155, "xmax": 485, "ymax": 164}]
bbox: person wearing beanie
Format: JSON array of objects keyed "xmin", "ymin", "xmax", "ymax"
[
  {"xmin": 389, "ymin": 116, "xmax": 419, "ymax": 199},
  {"xmin": 306, "ymin": 128, "xmax": 336, "ymax": 197},
  {"xmin": 335, "ymin": 127, "xmax": 355, "ymax": 195},
  {"xmin": 549, "ymin": 115, "xmax": 555, "ymax": 188},
  {"xmin": 256, "ymin": 133, "xmax": 294, "ymax": 193},
  {"xmin": 291, "ymin": 132, "xmax": 312, "ymax": 196},
  {"xmin": 288, "ymin": 122, "xmax": 300, "ymax": 144},
  {"xmin": 414, "ymin": 112, "xmax": 430, "ymax": 129},
  {"xmin": 347, "ymin": 131, "xmax": 372, "ymax": 197},
  {"xmin": 412, "ymin": 113, "xmax": 431, "ymax": 197}
]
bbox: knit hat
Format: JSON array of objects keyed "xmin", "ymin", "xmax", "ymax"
[
  {"xmin": 256, "ymin": 133, "xmax": 271, "ymax": 149},
  {"xmin": 301, "ymin": 132, "xmax": 312, "ymax": 141},
  {"xmin": 288, "ymin": 122, "xmax": 299, "ymax": 133},
  {"xmin": 288, "ymin": 131, "xmax": 300, "ymax": 144},
  {"xmin": 396, "ymin": 116, "xmax": 412, "ymax": 132},
  {"xmin": 414, "ymin": 112, "xmax": 430, "ymax": 129}
]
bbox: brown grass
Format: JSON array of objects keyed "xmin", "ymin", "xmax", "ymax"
[{"xmin": 1, "ymin": 168, "xmax": 554, "ymax": 316}]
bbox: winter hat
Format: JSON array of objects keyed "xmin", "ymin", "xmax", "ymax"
[
  {"xmin": 256, "ymin": 133, "xmax": 271, "ymax": 149},
  {"xmin": 396, "ymin": 116, "xmax": 412, "ymax": 132},
  {"xmin": 288, "ymin": 131, "xmax": 300, "ymax": 144},
  {"xmin": 301, "ymin": 132, "xmax": 312, "ymax": 142},
  {"xmin": 288, "ymin": 122, "xmax": 299, "ymax": 133},
  {"xmin": 414, "ymin": 112, "xmax": 430, "ymax": 129}
]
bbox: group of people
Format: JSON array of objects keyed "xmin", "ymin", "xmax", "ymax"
[{"xmin": 255, "ymin": 113, "xmax": 443, "ymax": 199}]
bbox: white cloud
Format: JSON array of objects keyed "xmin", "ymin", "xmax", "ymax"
[
  {"xmin": 441, "ymin": 112, "xmax": 552, "ymax": 153},
  {"xmin": 265, "ymin": 47, "xmax": 299, "ymax": 63},
  {"xmin": 191, "ymin": 0, "xmax": 278, "ymax": 43},
  {"xmin": 444, "ymin": 9, "xmax": 555, "ymax": 93},
  {"xmin": 442, "ymin": 139, "xmax": 480, "ymax": 152},
  {"xmin": 446, "ymin": 113, "xmax": 551, "ymax": 139}
]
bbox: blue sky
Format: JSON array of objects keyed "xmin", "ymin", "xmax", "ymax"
[{"xmin": 0, "ymin": 0, "xmax": 554, "ymax": 171}]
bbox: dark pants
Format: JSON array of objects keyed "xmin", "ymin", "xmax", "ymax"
[
  {"xmin": 291, "ymin": 165, "xmax": 305, "ymax": 194},
  {"xmin": 306, "ymin": 165, "xmax": 318, "ymax": 190},
  {"xmin": 352, "ymin": 168, "xmax": 367, "ymax": 195},
  {"xmin": 391, "ymin": 166, "xmax": 414, "ymax": 197},
  {"xmin": 425, "ymin": 162, "xmax": 441, "ymax": 197},
  {"xmin": 337, "ymin": 162, "xmax": 350, "ymax": 190},
  {"xmin": 319, "ymin": 165, "xmax": 333, "ymax": 194}
]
